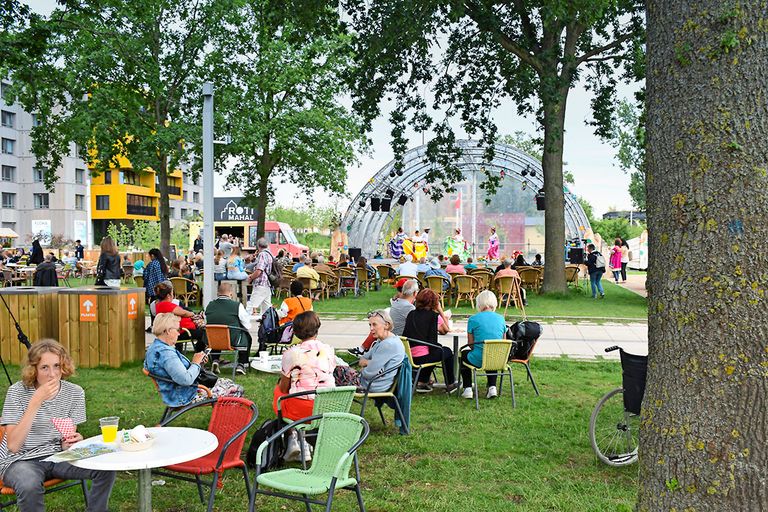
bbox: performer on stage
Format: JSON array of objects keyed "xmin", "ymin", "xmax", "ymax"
[
  {"xmin": 388, "ymin": 227, "xmax": 408, "ymax": 258},
  {"xmin": 487, "ymin": 227, "xmax": 500, "ymax": 260}
]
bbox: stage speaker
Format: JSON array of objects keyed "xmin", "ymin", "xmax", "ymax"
[
  {"xmin": 348, "ymin": 247, "xmax": 362, "ymax": 262},
  {"xmin": 381, "ymin": 198, "xmax": 392, "ymax": 212},
  {"xmin": 535, "ymin": 190, "xmax": 545, "ymax": 211},
  {"xmin": 568, "ymin": 247, "xmax": 584, "ymax": 264},
  {"xmin": 370, "ymin": 198, "xmax": 380, "ymax": 211},
  {"xmin": 398, "ymin": 194, "xmax": 408, "ymax": 205}
]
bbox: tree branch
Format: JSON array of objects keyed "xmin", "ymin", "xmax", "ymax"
[
  {"xmin": 575, "ymin": 30, "xmax": 637, "ymax": 66},
  {"xmin": 510, "ymin": 0, "xmax": 539, "ymax": 54},
  {"xmin": 464, "ymin": 0, "xmax": 543, "ymax": 74}
]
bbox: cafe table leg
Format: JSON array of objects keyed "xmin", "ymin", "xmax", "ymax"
[{"xmin": 138, "ymin": 468, "xmax": 152, "ymax": 512}]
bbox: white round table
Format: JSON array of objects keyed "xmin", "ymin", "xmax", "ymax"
[
  {"xmin": 70, "ymin": 426, "xmax": 217, "ymax": 512},
  {"xmin": 250, "ymin": 355, "xmax": 283, "ymax": 374}
]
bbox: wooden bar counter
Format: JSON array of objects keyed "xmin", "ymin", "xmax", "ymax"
[
  {"xmin": 57, "ymin": 286, "xmax": 146, "ymax": 368},
  {"xmin": 0, "ymin": 287, "xmax": 60, "ymax": 365}
]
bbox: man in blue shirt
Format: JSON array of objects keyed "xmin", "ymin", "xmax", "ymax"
[{"xmin": 425, "ymin": 258, "xmax": 451, "ymax": 291}]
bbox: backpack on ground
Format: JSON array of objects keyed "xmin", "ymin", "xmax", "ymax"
[
  {"xmin": 594, "ymin": 252, "xmax": 606, "ymax": 269},
  {"xmin": 246, "ymin": 418, "xmax": 285, "ymax": 469},
  {"xmin": 506, "ymin": 320, "xmax": 543, "ymax": 360},
  {"xmin": 257, "ymin": 306, "xmax": 282, "ymax": 352}
]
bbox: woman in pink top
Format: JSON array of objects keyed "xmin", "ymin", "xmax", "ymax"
[
  {"xmin": 444, "ymin": 254, "xmax": 467, "ymax": 275},
  {"xmin": 610, "ymin": 239, "xmax": 623, "ymax": 284},
  {"xmin": 273, "ymin": 311, "xmax": 336, "ymax": 420}
]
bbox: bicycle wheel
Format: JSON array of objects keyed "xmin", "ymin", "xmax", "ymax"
[{"xmin": 589, "ymin": 388, "xmax": 640, "ymax": 466}]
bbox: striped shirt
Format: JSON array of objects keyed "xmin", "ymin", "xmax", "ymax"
[{"xmin": 0, "ymin": 380, "xmax": 86, "ymax": 476}]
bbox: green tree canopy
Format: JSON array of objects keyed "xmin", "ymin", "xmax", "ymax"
[
  {"xmin": 342, "ymin": 0, "xmax": 644, "ymax": 292},
  {"xmin": 207, "ymin": 0, "xmax": 367, "ymax": 240},
  {"xmin": 1, "ymin": 0, "xmax": 231, "ymax": 255},
  {"xmin": 609, "ymin": 98, "xmax": 646, "ymax": 209}
]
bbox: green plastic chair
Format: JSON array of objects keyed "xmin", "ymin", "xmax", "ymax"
[
  {"xmin": 249, "ymin": 412, "xmax": 370, "ymax": 512},
  {"xmin": 353, "ymin": 363, "xmax": 409, "ymax": 433},
  {"xmin": 277, "ymin": 386, "xmax": 357, "ymax": 466},
  {"xmin": 460, "ymin": 339, "xmax": 515, "ymax": 410}
]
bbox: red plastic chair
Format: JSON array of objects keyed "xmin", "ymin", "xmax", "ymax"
[{"xmin": 155, "ymin": 396, "xmax": 258, "ymax": 512}]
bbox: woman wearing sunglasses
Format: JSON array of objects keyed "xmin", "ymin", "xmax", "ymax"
[{"xmin": 341, "ymin": 310, "xmax": 405, "ymax": 392}]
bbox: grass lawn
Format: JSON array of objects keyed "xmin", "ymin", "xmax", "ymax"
[
  {"xmin": 313, "ymin": 282, "xmax": 647, "ymax": 322},
  {"xmin": 3, "ymin": 358, "xmax": 639, "ymax": 511}
]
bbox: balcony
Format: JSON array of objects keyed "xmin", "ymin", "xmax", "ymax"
[
  {"xmin": 167, "ymin": 186, "xmax": 181, "ymax": 196},
  {"xmin": 127, "ymin": 205, "xmax": 156, "ymax": 216}
]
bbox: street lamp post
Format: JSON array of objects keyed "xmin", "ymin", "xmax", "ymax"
[{"xmin": 202, "ymin": 83, "xmax": 214, "ymax": 308}]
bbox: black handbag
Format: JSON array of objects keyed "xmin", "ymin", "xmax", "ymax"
[{"xmin": 195, "ymin": 368, "xmax": 218, "ymax": 388}]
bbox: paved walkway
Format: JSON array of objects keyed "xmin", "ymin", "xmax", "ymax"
[
  {"xmin": 620, "ymin": 273, "xmax": 647, "ymax": 297},
  {"xmin": 145, "ymin": 317, "xmax": 647, "ymax": 360}
]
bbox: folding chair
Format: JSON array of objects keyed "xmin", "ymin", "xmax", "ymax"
[
  {"xmin": 205, "ymin": 324, "xmax": 251, "ymax": 380},
  {"xmin": 459, "ymin": 340, "xmax": 515, "ymax": 410},
  {"xmin": 156, "ymin": 397, "xmax": 258, "ymax": 512},
  {"xmin": 249, "ymin": 413, "xmax": 369, "ymax": 512},
  {"xmin": 494, "ymin": 276, "xmax": 525, "ymax": 318}
]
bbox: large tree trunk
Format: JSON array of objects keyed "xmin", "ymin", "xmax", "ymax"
[
  {"xmin": 157, "ymin": 156, "xmax": 171, "ymax": 258},
  {"xmin": 639, "ymin": 1, "xmax": 768, "ymax": 509},
  {"xmin": 541, "ymin": 91, "xmax": 568, "ymax": 293},
  {"xmin": 254, "ymin": 169, "xmax": 270, "ymax": 242}
]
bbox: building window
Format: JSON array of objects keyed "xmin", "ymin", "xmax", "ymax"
[
  {"xmin": 0, "ymin": 82, "xmax": 10, "ymax": 101},
  {"xmin": 103, "ymin": 170, "xmax": 111, "ymax": 184},
  {"xmin": 75, "ymin": 194, "xmax": 85, "ymax": 210},
  {"xmin": 1, "ymin": 138, "xmax": 14, "ymax": 155},
  {"xmin": 31, "ymin": 113, "xmax": 42, "ymax": 127},
  {"xmin": 192, "ymin": 174, "xmax": 199, "ymax": 185},
  {"xmin": 120, "ymin": 170, "xmax": 139, "ymax": 185},
  {"xmin": 192, "ymin": 210, "xmax": 199, "ymax": 218},
  {"xmin": 33, "ymin": 167, "xmax": 45, "ymax": 182},
  {"xmin": 96, "ymin": 195, "xmax": 110, "ymax": 210},
  {"xmin": 72, "ymin": 143, "xmax": 82, "ymax": 158},
  {"xmin": 126, "ymin": 194, "xmax": 155, "ymax": 216},
  {"xmin": 1, "ymin": 222, "xmax": 15, "ymax": 231},
  {"xmin": 183, "ymin": 173, "xmax": 189, "ymax": 184},
  {"xmin": 75, "ymin": 168, "xmax": 85, "ymax": 184},
  {"xmin": 1, "ymin": 165, "xmax": 15, "ymax": 182},
  {"xmin": 170, "ymin": 207, "xmax": 176, "ymax": 219},
  {"xmin": 180, "ymin": 208, "xmax": 187, "ymax": 218},
  {"xmin": 183, "ymin": 190, "xmax": 188, "ymax": 201},
  {"xmin": 193, "ymin": 192, "xmax": 199, "ymax": 203},
  {"xmin": 1, "ymin": 110, "xmax": 14, "ymax": 128},
  {"xmin": 34, "ymin": 193, "xmax": 49, "ymax": 209},
  {"xmin": 1, "ymin": 193, "xmax": 15, "ymax": 209}
]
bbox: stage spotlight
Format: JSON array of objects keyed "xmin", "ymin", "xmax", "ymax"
[
  {"xmin": 396, "ymin": 170, "xmax": 403, "ymax": 176},
  {"xmin": 521, "ymin": 180, "xmax": 528, "ymax": 191},
  {"xmin": 385, "ymin": 188, "xmax": 394, "ymax": 197},
  {"xmin": 398, "ymin": 194, "xmax": 408, "ymax": 205},
  {"xmin": 381, "ymin": 198, "xmax": 392, "ymax": 212},
  {"xmin": 521, "ymin": 169, "xmax": 527, "ymax": 176},
  {"xmin": 389, "ymin": 170, "xmax": 396, "ymax": 177},
  {"xmin": 358, "ymin": 200, "xmax": 366, "ymax": 208},
  {"xmin": 370, "ymin": 197, "xmax": 381, "ymax": 211}
]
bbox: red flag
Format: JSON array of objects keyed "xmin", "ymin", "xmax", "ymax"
[{"xmin": 454, "ymin": 191, "xmax": 462, "ymax": 210}]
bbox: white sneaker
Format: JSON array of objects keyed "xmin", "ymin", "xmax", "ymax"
[
  {"xmin": 283, "ymin": 430, "xmax": 300, "ymax": 462},
  {"xmin": 486, "ymin": 386, "xmax": 498, "ymax": 399},
  {"xmin": 461, "ymin": 387, "xmax": 473, "ymax": 399}
]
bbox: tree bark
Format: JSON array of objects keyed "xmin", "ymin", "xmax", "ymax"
[
  {"xmin": 639, "ymin": 0, "xmax": 768, "ymax": 509},
  {"xmin": 541, "ymin": 89, "xmax": 568, "ymax": 293},
  {"xmin": 157, "ymin": 154, "xmax": 171, "ymax": 258},
  {"xmin": 255, "ymin": 169, "xmax": 270, "ymax": 243}
]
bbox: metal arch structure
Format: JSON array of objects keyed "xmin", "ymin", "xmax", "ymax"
[{"xmin": 342, "ymin": 139, "xmax": 592, "ymax": 255}]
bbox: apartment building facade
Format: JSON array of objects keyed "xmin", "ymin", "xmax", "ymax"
[{"xmin": 0, "ymin": 81, "xmax": 203, "ymax": 247}]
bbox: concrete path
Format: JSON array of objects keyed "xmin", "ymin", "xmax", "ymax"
[
  {"xmin": 619, "ymin": 273, "xmax": 647, "ymax": 298},
  {"xmin": 146, "ymin": 318, "xmax": 648, "ymax": 361}
]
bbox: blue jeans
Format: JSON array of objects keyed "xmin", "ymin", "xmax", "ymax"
[
  {"xmin": 589, "ymin": 271, "xmax": 605, "ymax": 298},
  {"xmin": 3, "ymin": 457, "xmax": 116, "ymax": 511}
]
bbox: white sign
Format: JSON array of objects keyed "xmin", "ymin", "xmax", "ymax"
[
  {"xmin": 74, "ymin": 220, "xmax": 87, "ymax": 243},
  {"xmin": 31, "ymin": 219, "xmax": 52, "ymax": 246}
]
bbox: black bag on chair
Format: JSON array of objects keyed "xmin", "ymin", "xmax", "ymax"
[
  {"xmin": 195, "ymin": 368, "xmax": 218, "ymax": 388},
  {"xmin": 506, "ymin": 321, "xmax": 542, "ymax": 360}
]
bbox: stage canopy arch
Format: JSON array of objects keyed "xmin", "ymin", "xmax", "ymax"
[{"xmin": 342, "ymin": 139, "xmax": 592, "ymax": 258}]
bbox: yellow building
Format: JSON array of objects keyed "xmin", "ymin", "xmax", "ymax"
[{"xmin": 88, "ymin": 152, "xmax": 194, "ymax": 241}]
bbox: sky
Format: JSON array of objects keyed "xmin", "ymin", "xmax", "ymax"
[{"xmin": 26, "ymin": 0, "xmax": 638, "ymax": 218}]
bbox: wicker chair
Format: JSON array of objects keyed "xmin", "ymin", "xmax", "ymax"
[
  {"xmin": 170, "ymin": 277, "xmax": 200, "ymax": 306},
  {"xmin": 453, "ymin": 274, "xmax": 480, "ymax": 308},
  {"xmin": 518, "ymin": 267, "xmax": 542, "ymax": 294},
  {"xmin": 494, "ymin": 275, "xmax": 525, "ymax": 318},
  {"xmin": 459, "ymin": 340, "xmax": 515, "ymax": 410}
]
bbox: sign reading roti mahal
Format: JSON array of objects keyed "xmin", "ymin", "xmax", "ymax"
[{"xmin": 215, "ymin": 197, "xmax": 257, "ymax": 222}]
